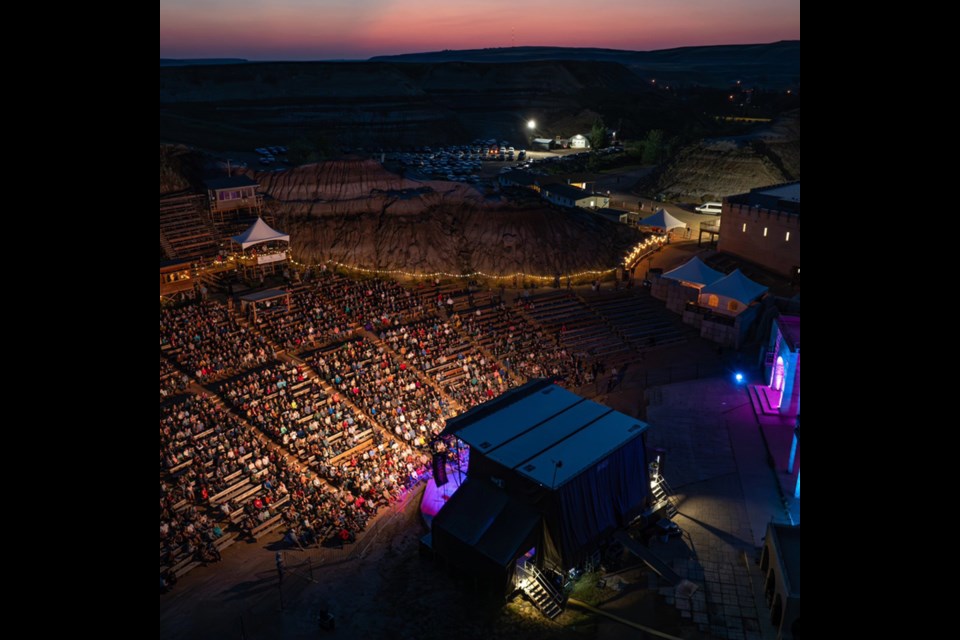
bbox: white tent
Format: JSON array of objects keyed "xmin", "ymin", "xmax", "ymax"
[
  {"xmin": 231, "ymin": 218, "xmax": 290, "ymax": 250},
  {"xmin": 638, "ymin": 208, "xmax": 686, "ymax": 232},
  {"xmin": 661, "ymin": 256, "xmax": 725, "ymax": 288},
  {"xmin": 698, "ymin": 269, "xmax": 768, "ymax": 315}
]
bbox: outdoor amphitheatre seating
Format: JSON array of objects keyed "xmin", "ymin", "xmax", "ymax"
[{"xmin": 160, "ymin": 274, "xmax": 688, "ymax": 588}]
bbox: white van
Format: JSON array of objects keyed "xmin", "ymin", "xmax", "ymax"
[{"xmin": 695, "ymin": 202, "xmax": 723, "ymax": 215}]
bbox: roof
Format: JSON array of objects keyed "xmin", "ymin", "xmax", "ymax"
[
  {"xmin": 542, "ymin": 183, "xmax": 597, "ymax": 202},
  {"xmin": 756, "ymin": 182, "xmax": 801, "ymax": 203},
  {"xmin": 700, "ymin": 268, "xmax": 768, "ymax": 304},
  {"xmin": 662, "ymin": 256, "xmax": 725, "ymax": 287},
  {"xmin": 532, "ymin": 138, "xmax": 555, "ymax": 144},
  {"xmin": 639, "ymin": 208, "xmax": 687, "ymax": 231},
  {"xmin": 432, "ymin": 479, "xmax": 540, "ymax": 567},
  {"xmin": 231, "ymin": 217, "xmax": 290, "ymax": 250},
  {"xmin": 727, "ymin": 181, "xmax": 800, "ymax": 214},
  {"xmin": 204, "ymin": 175, "xmax": 259, "ymax": 191},
  {"xmin": 446, "ymin": 381, "xmax": 648, "ymax": 489},
  {"xmin": 239, "ymin": 288, "xmax": 289, "ymax": 303},
  {"xmin": 777, "ymin": 315, "xmax": 801, "ymax": 351},
  {"xmin": 767, "ymin": 523, "xmax": 801, "ymax": 596}
]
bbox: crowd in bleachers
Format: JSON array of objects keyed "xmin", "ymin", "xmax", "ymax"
[
  {"xmin": 160, "ymin": 394, "xmax": 264, "ymax": 584},
  {"xmin": 453, "ymin": 299, "xmax": 592, "ymax": 388},
  {"xmin": 311, "ymin": 337, "xmax": 453, "ymax": 449},
  {"xmin": 160, "ymin": 275, "xmax": 689, "ymax": 590},
  {"xmin": 161, "ymin": 301, "xmax": 275, "ymax": 380},
  {"xmin": 252, "ymin": 271, "xmax": 428, "ymax": 353},
  {"xmin": 382, "ymin": 319, "xmax": 511, "ymax": 409},
  {"xmin": 160, "ymin": 357, "xmax": 189, "ymax": 402},
  {"xmin": 218, "ymin": 362, "xmax": 374, "ymax": 465}
]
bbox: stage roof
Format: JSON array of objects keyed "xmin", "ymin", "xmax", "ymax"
[
  {"xmin": 446, "ymin": 380, "xmax": 648, "ymax": 489},
  {"xmin": 432, "ymin": 479, "xmax": 540, "ymax": 567},
  {"xmin": 239, "ymin": 288, "xmax": 288, "ymax": 303}
]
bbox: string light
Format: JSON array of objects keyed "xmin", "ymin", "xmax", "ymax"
[{"xmin": 184, "ymin": 235, "xmax": 667, "ymax": 283}]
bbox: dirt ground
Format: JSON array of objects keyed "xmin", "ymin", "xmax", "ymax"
[{"xmin": 160, "ymin": 477, "xmax": 710, "ymax": 640}]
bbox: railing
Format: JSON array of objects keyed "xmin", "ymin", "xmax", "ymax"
[
  {"xmin": 684, "ymin": 302, "xmax": 737, "ymax": 327},
  {"xmin": 210, "ymin": 194, "xmax": 264, "ymax": 213},
  {"xmin": 516, "ymin": 561, "xmax": 565, "ymax": 610}
]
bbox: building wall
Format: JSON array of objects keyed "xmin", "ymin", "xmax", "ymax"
[
  {"xmin": 575, "ymin": 195, "xmax": 610, "ymax": 209},
  {"xmin": 717, "ymin": 202, "xmax": 800, "ymax": 277}
]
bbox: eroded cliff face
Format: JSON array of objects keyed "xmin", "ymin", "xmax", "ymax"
[
  {"xmin": 257, "ymin": 159, "xmax": 643, "ymax": 275},
  {"xmin": 641, "ymin": 111, "xmax": 800, "ymax": 202}
]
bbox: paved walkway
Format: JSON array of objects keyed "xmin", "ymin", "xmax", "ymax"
[{"xmin": 644, "ymin": 377, "xmax": 797, "ymax": 640}]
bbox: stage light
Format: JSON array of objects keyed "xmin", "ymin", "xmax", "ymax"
[{"xmin": 735, "ymin": 373, "xmax": 744, "ymax": 383}]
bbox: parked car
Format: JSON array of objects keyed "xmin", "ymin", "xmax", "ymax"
[{"xmin": 695, "ymin": 202, "xmax": 723, "ymax": 215}]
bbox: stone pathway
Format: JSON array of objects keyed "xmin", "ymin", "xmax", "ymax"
[{"xmin": 645, "ymin": 377, "xmax": 795, "ymax": 639}]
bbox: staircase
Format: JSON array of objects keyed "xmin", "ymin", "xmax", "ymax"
[
  {"xmin": 160, "ymin": 229, "xmax": 177, "ymax": 259},
  {"xmin": 650, "ymin": 472, "xmax": 678, "ymax": 518},
  {"xmin": 517, "ymin": 562, "xmax": 564, "ymax": 619}
]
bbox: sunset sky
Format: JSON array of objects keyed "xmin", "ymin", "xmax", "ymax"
[{"xmin": 159, "ymin": 0, "xmax": 800, "ymax": 60}]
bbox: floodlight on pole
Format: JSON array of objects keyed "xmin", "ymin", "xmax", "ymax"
[{"xmin": 527, "ymin": 119, "xmax": 537, "ymax": 130}]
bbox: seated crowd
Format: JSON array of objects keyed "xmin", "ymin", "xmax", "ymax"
[
  {"xmin": 161, "ymin": 276, "xmax": 626, "ymax": 589},
  {"xmin": 454, "ymin": 300, "xmax": 592, "ymax": 388},
  {"xmin": 160, "ymin": 357, "xmax": 189, "ymax": 402},
  {"xmin": 311, "ymin": 337, "xmax": 453, "ymax": 449},
  {"xmin": 161, "ymin": 301, "xmax": 275, "ymax": 380},
  {"xmin": 381, "ymin": 319, "xmax": 512, "ymax": 409},
  {"xmin": 218, "ymin": 362, "xmax": 374, "ymax": 464},
  {"xmin": 252, "ymin": 271, "xmax": 428, "ymax": 353}
]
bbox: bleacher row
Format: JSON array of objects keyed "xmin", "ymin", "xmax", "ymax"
[
  {"xmin": 160, "ymin": 394, "xmax": 278, "ymax": 583},
  {"xmin": 160, "ymin": 356, "xmax": 189, "ymax": 403},
  {"xmin": 309, "ymin": 336, "xmax": 453, "ymax": 450},
  {"xmin": 159, "ymin": 193, "xmax": 218, "ymax": 260},
  {"xmin": 382, "ymin": 317, "xmax": 512, "ymax": 409},
  {"xmin": 252, "ymin": 272, "xmax": 429, "ymax": 354},
  {"xmin": 161, "ymin": 301, "xmax": 275, "ymax": 381}
]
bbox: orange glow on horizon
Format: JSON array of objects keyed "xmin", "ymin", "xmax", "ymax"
[{"xmin": 160, "ymin": 0, "xmax": 799, "ymax": 60}]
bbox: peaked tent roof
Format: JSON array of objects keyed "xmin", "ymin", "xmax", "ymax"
[
  {"xmin": 231, "ymin": 217, "xmax": 290, "ymax": 250},
  {"xmin": 700, "ymin": 269, "xmax": 768, "ymax": 304},
  {"xmin": 639, "ymin": 208, "xmax": 686, "ymax": 231},
  {"xmin": 661, "ymin": 256, "xmax": 725, "ymax": 287}
]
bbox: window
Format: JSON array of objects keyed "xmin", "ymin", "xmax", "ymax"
[
  {"xmin": 742, "ymin": 223, "xmax": 747, "ymax": 233},
  {"xmin": 707, "ymin": 294, "xmax": 719, "ymax": 308},
  {"xmin": 785, "ymin": 231, "xmax": 791, "ymax": 242},
  {"xmin": 727, "ymin": 300, "xmax": 739, "ymax": 312},
  {"xmin": 763, "ymin": 227, "xmax": 769, "ymax": 237}
]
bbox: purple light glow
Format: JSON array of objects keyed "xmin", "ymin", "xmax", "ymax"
[{"xmin": 420, "ymin": 467, "xmax": 467, "ymax": 520}]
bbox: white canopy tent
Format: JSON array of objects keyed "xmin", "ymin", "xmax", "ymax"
[
  {"xmin": 231, "ymin": 218, "xmax": 290, "ymax": 250},
  {"xmin": 661, "ymin": 256, "xmax": 725, "ymax": 288},
  {"xmin": 638, "ymin": 208, "xmax": 687, "ymax": 232},
  {"xmin": 698, "ymin": 269, "xmax": 768, "ymax": 315}
]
